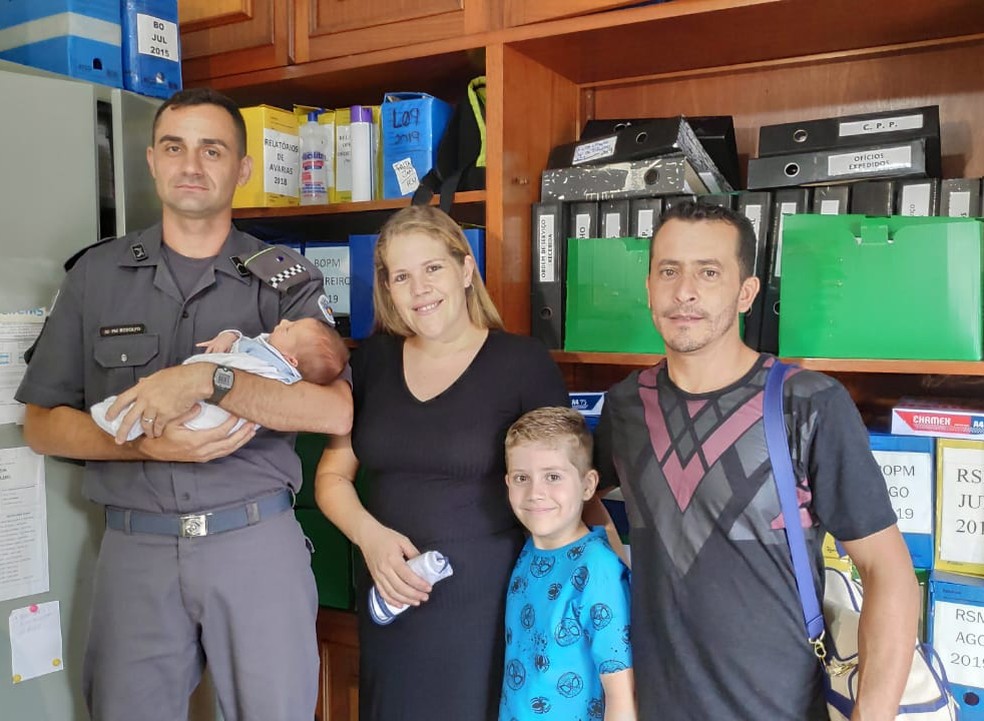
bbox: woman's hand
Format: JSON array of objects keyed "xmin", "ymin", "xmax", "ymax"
[{"xmin": 357, "ymin": 519, "xmax": 432, "ymax": 609}]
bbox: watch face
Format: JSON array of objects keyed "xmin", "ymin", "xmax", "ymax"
[{"xmin": 215, "ymin": 367, "xmax": 235, "ymax": 390}]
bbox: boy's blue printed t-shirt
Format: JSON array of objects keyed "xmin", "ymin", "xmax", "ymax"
[{"xmin": 500, "ymin": 526, "xmax": 632, "ymax": 720}]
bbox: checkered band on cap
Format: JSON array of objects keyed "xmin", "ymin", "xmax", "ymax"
[{"xmin": 269, "ymin": 264, "xmax": 305, "ymax": 289}]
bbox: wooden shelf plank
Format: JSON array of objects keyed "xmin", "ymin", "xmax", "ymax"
[
  {"xmin": 552, "ymin": 351, "xmax": 663, "ymax": 367},
  {"xmin": 204, "ymin": 44, "xmax": 485, "ymax": 109},
  {"xmin": 232, "ymin": 191, "xmax": 486, "ymax": 220},
  {"xmin": 789, "ymin": 358, "xmax": 984, "ymax": 377},
  {"xmin": 506, "ymin": 0, "xmax": 984, "ymax": 86},
  {"xmin": 551, "ymin": 351, "xmax": 984, "ymax": 376}
]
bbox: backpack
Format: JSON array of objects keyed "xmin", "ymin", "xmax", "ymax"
[{"xmin": 412, "ymin": 76, "xmax": 486, "ymax": 212}]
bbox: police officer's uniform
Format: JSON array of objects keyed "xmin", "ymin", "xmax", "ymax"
[{"xmin": 16, "ymin": 224, "xmax": 325, "ymax": 721}]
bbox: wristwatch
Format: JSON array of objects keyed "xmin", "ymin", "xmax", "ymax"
[{"xmin": 208, "ymin": 365, "xmax": 235, "ymax": 405}]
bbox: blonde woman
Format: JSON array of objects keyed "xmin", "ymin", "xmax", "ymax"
[{"xmin": 315, "ymin": 206, "xmax": 567, "ymax": 720}]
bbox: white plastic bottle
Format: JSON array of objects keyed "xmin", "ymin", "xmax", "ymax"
[
  {"xmin": 350, "ymin": 105, "xmax": 374, "ymax": 202},
  {"xmin": 300, "ymin": 110, "xmax": 329, "ymax": 205},
  {"xmin": 368, "ymin": 550, "xmax": 453, "ymax": 625}
]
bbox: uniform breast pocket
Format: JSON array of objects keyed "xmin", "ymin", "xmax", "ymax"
[{"xmin": 93, "ymin": 334, "xmax": 160, "ymax": 397}]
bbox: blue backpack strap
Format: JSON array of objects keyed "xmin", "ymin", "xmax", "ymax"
[{"xmin": 763, "ymin": 361, "xmax": 827, "ymax": 650}]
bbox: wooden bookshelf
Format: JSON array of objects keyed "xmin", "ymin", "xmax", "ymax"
[
  {"xmin": 551, "ymin": 352, "xmax": 984, "ymax": 377},
  {"xmin": 185, "ymin": 0, "xmax": 984, "ymax": 713}
]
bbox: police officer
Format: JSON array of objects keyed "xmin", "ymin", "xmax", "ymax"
[{"xmin": 16, "ymin": 88, "xmax": 352, "ymax": 721}]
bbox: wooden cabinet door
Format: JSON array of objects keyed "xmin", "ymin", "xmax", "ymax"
[
  {"xmin": 179, "ymin": 0, "xmax": 290, "ymax": 82},
  {"xmin": 296, "ymin": 0, "xmax": 492, "ymax": 62},
  {"xmin": 504, "ymin": 0, "xmax": 642, "ymax": 27},
  {"xmin": 316, "ymin": 609, "xmax": 359, "ymax": 721}
]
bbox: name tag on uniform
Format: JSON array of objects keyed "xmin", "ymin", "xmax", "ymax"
[{"xmin": 100, "ymin": 324, "xmax": 146, "ymax": 337}]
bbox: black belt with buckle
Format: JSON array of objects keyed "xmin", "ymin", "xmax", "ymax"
[{"xmin": 105, "ymin": 490, "xmax": 293, "ymax": 538}]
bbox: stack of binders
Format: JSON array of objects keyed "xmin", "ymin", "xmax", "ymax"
[
  {"xmin": 748, "ymin": 105, "xmax": 942, "ymax": 191},
  {"xmin": 743, "ymin": 105, "xmax": 952, "ymax": 354},
  {"xmin": 531, "ymin": 116, "xmax": 737, "ymax": 349}
]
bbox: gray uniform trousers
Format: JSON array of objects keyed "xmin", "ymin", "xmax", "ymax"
[{"xmin": 82, "ymin": 510, "xmax": 319, "ymax": 721}]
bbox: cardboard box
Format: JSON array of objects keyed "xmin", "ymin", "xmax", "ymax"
[
  {"xmin": 463, "ymin": 228, "xmax": 485, "ymax": 279},
  {"xmin": 348, "ymin": 233, "xmax": 377, "ymax": 339},
  {"xmin": 332, "ymin": 108, "xmax": 352, "ymax": 203},
  {"xmin": 869, "ymin": 432, "xmax": 936, "ymax": 569},
  {"xmin": 822, "ymin": 533, "xmax": 853, "ymax": 574},
  {"xmin": 892, "ymin": 399, "xmax": 984, "ymax": 441},
  {"xmin": 570, "ymin": 392, "xmax": 605, "ymax": 431},
  {"xmin": 371, "ymin": 104, "xmax": 383, "ymax": 200},
  {"xmin": 381, "ymin": 93, "xmax": 451, "ymax": 199},
  {"xmin": 233, "ymin": 105, "xmax": 299, "ymax": 208},
  {"xmin": 0, "ymin": 0, "xmax": 122, "ymax": 87},
  {"xmin": 564, "ymin": 237, "xmax": 665, "ymax": 354},
  {"xmin": 929, "ymin": 571, "xmax": 984, "ymax": 719},
  {"xmin": 121, "ymin": 0, "xmax": 181, "ymax": 99},
  {"xmin": 303, "ymin": 242, "xmax": 350, "ymax": 317},
  {"xmin": 780, "ymin": 215, "xmax": 984, "ymax": 360},
  {"xmin": 935, "ymin": 439, "xmax": 984, "ymax": 577}
]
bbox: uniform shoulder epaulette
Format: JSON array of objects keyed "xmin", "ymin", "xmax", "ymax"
[
  {"xmin": 62, "ymin": 235, "xmax": 120, "ymax": 272},
  {"xmin": 234, "ymin": 244, "xmax": 316, "ymax": 293}
]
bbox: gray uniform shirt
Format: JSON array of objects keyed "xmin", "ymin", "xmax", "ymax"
[{"xmin": 16, "ymin": 223, "xmax": 325, "ymax": 514}]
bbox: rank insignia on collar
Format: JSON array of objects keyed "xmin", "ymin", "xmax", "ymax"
[
  {"xmin": 230, "ymin": 256, "xmax": 250, "ymax": 277},
  {"xmin": 130, "ymin": 243, "xmax": 148, "ymax": 262}
]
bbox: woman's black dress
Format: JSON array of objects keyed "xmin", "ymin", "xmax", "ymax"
[{"xmin": 351, "ymin": 331, "xmax": 567, "ymax": 721}]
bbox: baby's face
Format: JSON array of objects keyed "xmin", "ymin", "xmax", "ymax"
[{"xmin": 268, "ymin": 318, "xmax": 318, "ymax": 358}]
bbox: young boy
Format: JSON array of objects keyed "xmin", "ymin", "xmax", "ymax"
[
  {"xmin": 91, "ymin": 317, "xmax": 343, "ymax": 440},
  {"xmin": 501, "ymin": 406, "xmax": 635, "ymax": 721}
]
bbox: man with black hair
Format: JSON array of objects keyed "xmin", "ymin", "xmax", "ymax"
[
  {"xmin": 17, "ymin": 88, "xmax": 352, "ymax": 721},
  {"xmin": 595, "ymin": 200, "xmax": 918, "ymax": 720}
]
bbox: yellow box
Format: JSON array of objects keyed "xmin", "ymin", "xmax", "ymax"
[
  {"xmin": 233, "ymin": 105, "xmax": 299, "ymax": 208},
  {"xmin": 332, "ymin": 108, "xmax": 351, "ymax": 203},
  {"xmin": 935, "ymin": 438, "xmax": 984, "ymax": 577},
  {"xmin": 371, "ymin": 104, "xmax": 383, "ymax": 200},
  {"xmin": 822, "ymin": 532, "xmax": 847, "ymax": 562},
  {"xmin": 822, "ymin": 532, "xmax": 855, "ymax": 574}
]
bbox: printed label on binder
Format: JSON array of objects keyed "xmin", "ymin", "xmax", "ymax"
[
  {"xmin": 572, "ymin": 136, "xmax": 617, "ymax": 165},
  {"xmin": 774, "ymin": 201, "xmax": 798, "ymax": 278},
  {"xmin": 263, "ymin": 129, "xmax": 300, "ymax": 197},
  {"xmin": 573, "ymin": 214, "xmax": 592, "ymax": 239},
  {"xmin": 949, "ymin": 191, "xmax": 972, "ymax": 218},
  {"xmin": 871, "ymin": 450, "xmax": 932, "ymax": 534},
  {"xmin": 604, "ymin": 213, "xmax": 622, "ymax": 238},
  {"xmin": 538, "ymin": 215, "xmax": 556, "ymax": 283},
  {"xmin": 742, "ymin": 204, "xmax": 763, "ymax": 271},
  {"xmin": 932, "ymin": 600, "xmax": 984, "ymax": 689},
  {"xmin": 827, "ymin": 145, "xmax": 913, "ymax": 178},
  {"xmin": 137, "ymin": 15, "xmax": 178, "ymax": 61},
  {"xmin": 839, "ymin": 113, "xmax": 923, "ymax": 137},
  {"xmin": 900, "ymin": 184, "xmax": 931, "ymax": 216}
]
